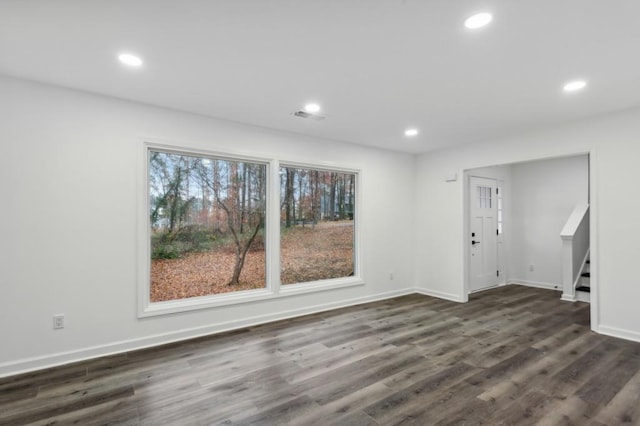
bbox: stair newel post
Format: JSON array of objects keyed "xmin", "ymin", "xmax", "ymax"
[{"xmin": 561, "ymin": 235, "xmax": 575, "ymax": 301}]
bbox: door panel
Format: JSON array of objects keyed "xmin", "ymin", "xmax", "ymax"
[{"xmin": 469, "ymin": 177, "xmax": 499, "ymax": 292}]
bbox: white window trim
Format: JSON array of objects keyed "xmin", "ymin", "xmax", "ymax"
[{"xmin": 137, "ymin": 141, "xmax": 363, "ymax": 318}]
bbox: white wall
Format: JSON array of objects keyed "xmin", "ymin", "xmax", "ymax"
[
  {"xmin": 414, "ymin": 107, "xmax": 640, "ymax": 342},
  {"xmin": 0, "ymin": 76, "xmax": 416, "ymax": 376},
  {"xmin": 4, "ymin": 73, "xmax": 640, "ymax": 376},
  {"xmin": 509, "ymin": 156, "xmax": 589, "ymax": 287}
]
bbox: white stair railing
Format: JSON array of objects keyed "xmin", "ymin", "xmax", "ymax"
[{"xmin": 560, "ymin": 204, "xmax": 590, "ymax": 302}]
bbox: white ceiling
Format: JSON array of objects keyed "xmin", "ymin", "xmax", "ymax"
[{"xmin": 2, "ymin": 1, "xmax": 640, "ymax": 153}]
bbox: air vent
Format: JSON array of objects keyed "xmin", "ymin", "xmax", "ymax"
[{"xmin": 293, "ymin": 110, "xmax": 326, "ymax": 121}]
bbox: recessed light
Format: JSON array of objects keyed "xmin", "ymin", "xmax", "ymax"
[
  {"xmin": 118, "ymin": 53, "xmax": 143, "ymax": 67},
  {"xmin": 563, "ymin": 80, "xmax": 587, "ymax": 92},
  {"xmin": 464, "ymin": 13, "xmax": 493, "ymax": 29},
  {"xmin": 303, "ymin": 103, "xmax": 321, "ymax": 113},
  {"xmin": 404, "ymin": 128, "xmax": 419, "ymax": 137}
]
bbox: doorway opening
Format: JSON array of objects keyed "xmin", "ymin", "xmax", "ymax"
[
  {"xmin": 464, "ymin": 154, "xmax": 591, "ymax": 300},
  {"xmin": 469, "ymin": 176, "xmax": 500, "ymax": 292}
]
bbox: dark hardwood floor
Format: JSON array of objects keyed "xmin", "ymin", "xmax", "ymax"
[{"xmin": 2, "ymin": 285, "xmax": 640, "ymax": 425}]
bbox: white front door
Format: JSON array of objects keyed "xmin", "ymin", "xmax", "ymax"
[{"xmin": 469, "ymin": 176, "xmax": 499, "ymax": 292}]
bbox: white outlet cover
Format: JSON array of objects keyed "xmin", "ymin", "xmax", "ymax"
[{"xmin": 53, "ymin": 314, "xmax": 65, "ymax": 329}]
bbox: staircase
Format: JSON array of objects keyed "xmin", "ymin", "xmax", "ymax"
[
  {"xmin": 575, "ymin": 259, "xmax": 590, "ymax": 302},
  {"xmin": 560, "ymin": 203, "xmax": 589, "ymax": 303}
]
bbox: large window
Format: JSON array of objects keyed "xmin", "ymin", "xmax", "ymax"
[
  {"xmin": 148, "ymin": 149, "xmax": 267, "ymax": 302},
  {"xmin": 140, "ymin": 143, "xmax": 361, "ymax": 316},
  {"xmin": 280, "ymin": 166, "xmax": 356, "ymax": 284}
]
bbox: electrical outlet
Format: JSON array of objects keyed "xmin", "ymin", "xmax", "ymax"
[
  {"xmin": 53, "ymin": 314, "xmax": 65, "ymax": 330},
  {"xmin": 529, "ymin": 264, "xmax": 535, "ymax": 272}
]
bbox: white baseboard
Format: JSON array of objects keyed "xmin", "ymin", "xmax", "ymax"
[
  {"xmin": 0, "ymin": 288, "xmax": 415, "ymax": 378},
  {"xmin": 509, "ymin": 279, "xmax": 562, "ymax": 291},
  {"xmin": 414, "ymin": 288, "xmax": 466, "ymax": 303},
  {"xmin": 595, "ymin": 324, "xmax": 640, "ymax": 343},
  {"xmin": 8, "ymin": 283, "xmax": 615, "ymax": 378},
  {"xmin": 560, "ymin": 293, "xmax": 577, "ymax": 302}
]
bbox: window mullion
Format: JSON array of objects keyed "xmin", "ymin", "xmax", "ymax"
[{"xmin": 268, "ymin": 159, "xmax": 281, "ymax": 294}]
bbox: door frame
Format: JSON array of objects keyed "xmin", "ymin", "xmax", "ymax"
[
  {"xmin": 461, "ymin": 150, "xmax": 597, "ymax": 334},
  {"xmin": 462, "ymin": 173, "xmax": 509, "ymax": 296},
  {"xmin": 467, "ymin": 175, "xmax": 501, "ymax": 293}
]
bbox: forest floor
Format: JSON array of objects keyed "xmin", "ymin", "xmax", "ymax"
[{"xmin": 151, "ymin": 221, "xmax": 354, "ymax": 302}]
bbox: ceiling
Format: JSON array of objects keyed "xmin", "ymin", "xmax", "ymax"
[{"xmin": 2, "ymin": 1, "xmax": 640, "ymax": 154}]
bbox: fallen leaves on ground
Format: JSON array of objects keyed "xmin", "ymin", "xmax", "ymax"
[{"xmin": 151, "ymin": 221, "xmax": 354, "ymax": 302}]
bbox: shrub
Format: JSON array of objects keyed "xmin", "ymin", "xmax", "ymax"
[{"xmin": 151, "ymin": 225, "xmax": 220, "ymax": 259}]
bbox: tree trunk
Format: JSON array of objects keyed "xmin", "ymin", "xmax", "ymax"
[
  {"xmin": 228, "ymin": 214, "xmax": 262, "ymax": 285},
  {"xmin": 240, "ymin": 163, "xmax": 247, "ymax": 233},
  {"xmin": 289, "ymin": 169, "xmax": 296, "ymax": 226},
  {"xmin": 311, "ymin": 170, "xmax": 319, "ymax": 228},
  {"xmin": 329, "ymin": 173, "xmax": 336, "ymax": 220},
  {"xmin": 337, "ymin": 175, "xmax": 345, "ymax": 219},
  {"xmin": 348, "ymin": 174, "xmax": 355, "ymax": 219},
  {"xmin": 297, "ymin": 171, "xmax": 305, "ymax": 227},
  {"xmin": 285, "ymin": 168, "xmax": 294, "ymax": 228},
  {"xmin": 168, "ymin": 168, "xmax": 182, "ymax": 232}
]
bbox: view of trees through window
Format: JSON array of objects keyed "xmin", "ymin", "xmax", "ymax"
[
  {"xmin": 149, "ymin": 150, "xmax": 267, "ymax": 302},
  {"xmin": 148, "ymin": 149, "xmax": 357, "ymax": 304},
  {"xmin": 280, "ymin": 166, "xmax": 355, "ymax": 284}
]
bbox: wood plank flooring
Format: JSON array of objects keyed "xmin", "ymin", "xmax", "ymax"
[{"xmin": 2, "ymin": 285, "xmax": 640, "ymax": 425}]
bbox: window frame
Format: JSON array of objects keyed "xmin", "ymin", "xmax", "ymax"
[
  {"xmin": 277, "ymin": 161, "xmax": 363, "ymax": 297},
  {"xmin": 138, "ymin": 141, "xmax": 363, "ymax": 318}
]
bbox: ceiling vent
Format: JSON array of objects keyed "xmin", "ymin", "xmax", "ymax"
[{"xmin": 293, "ymin": 110, "xmax": 326, "ymax": 121}]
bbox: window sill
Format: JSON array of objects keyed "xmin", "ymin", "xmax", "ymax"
[
  {"xmin": 138, "ymin": 277, "xmax": 364, "ymax": 318},
  {"xmin": 139, "ymin": 288, "xmax": 275, "ymax": 318},
  {"xmin": 279, "ymin": 276, "xmax": 365, "ymax": 297}
]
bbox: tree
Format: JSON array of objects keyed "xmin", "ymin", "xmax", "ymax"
[
  {"xmin": 197, "ymin": 159, "xmax": 266, "ymax": 286},
  {"xmin": 329, "ymin": 172, "xmax": 337, "ymax": 220},
  {"xmin": 149, "ymin": 152, "xmax": 195, "ymax": 232},
  {"xmin": 283, "ymin": 168, "xmax": 296, "ymax": 228},
  {"xmin": 310, "ymin": 170, "xmax": 320, "ymax": 227}
]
